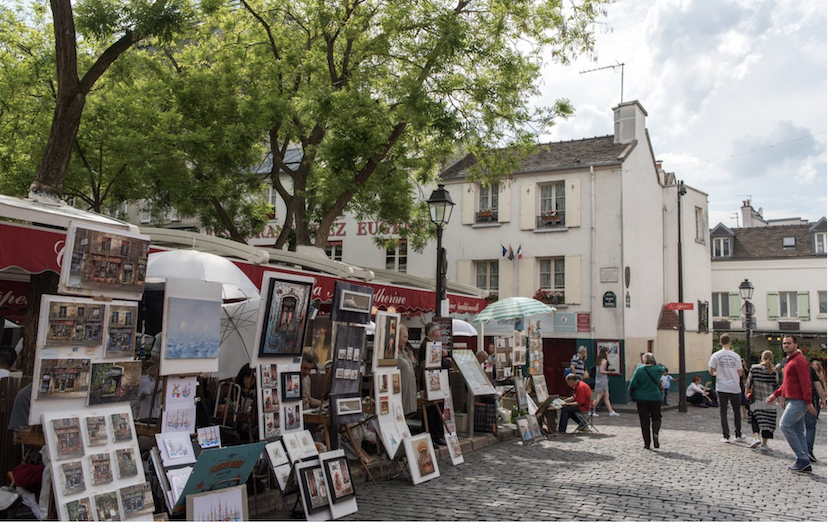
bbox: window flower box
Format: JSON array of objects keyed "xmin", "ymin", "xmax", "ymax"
[{"xmin": 533, "ymin": 289, "xmax": 564, "ymax": 305}]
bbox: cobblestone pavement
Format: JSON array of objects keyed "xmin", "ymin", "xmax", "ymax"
[{"xmin": 264, "ymin": 405, "xmax": 827, "ymax": 521}]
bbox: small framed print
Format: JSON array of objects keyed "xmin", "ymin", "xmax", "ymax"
[
  {"xmin": 337, "ymin": 348, "xmax": 347, "ymax": 360},
  {"xmin": 262, "ymin": 388, "xmax": 279, "ymax": 413},
  {"xmin": 373, "ymin": 311, "xmax": 400, "ymax": 368},
  {"xmin": 115, "ymin": 448, "xmax": 138, "ymax": 478},
  {"xmin": 425, "ymin": 342, "xmax": 442, "ymax": 369},
  {"xmin": 86, "ymin": 416, "xmax": 108, "ymax": 446},
  {"xmin": 263, "ymin": 412, "xmax": 280, "ymax": 439},
  {"xmin": 335, "ymin": 368, "xmax": 344, "ymax": 379},
  {"xmin": 337, "ymin": 289, "xmax": 372, "ymax": 315},
  {"xmin": 335, "ymin": 396, "xmax": 362, "ymax": 416},
  {"xmin": 89, "ymin": 453, "xmax": 113, "ymax": 485},
  {"xmin": 516, "ymin": 416, "xmax": 536, "ymax": 444},
  {"xmin": 60, "ymin": 461, "xmax": 85, "ymax": 496},
  {"xmin": 379, "ymin": 395, "xmax": 390, "ymax": 415},
  {"xmin": 110, "ymin": 413, "xmax": 133, "ymax": 442},
  {"xmin": 346, "ymin": 347, "xmax": 353, "ymax": 360},
  {"xmin": 260, "ymin": 364, "xmax": 277, "ymax": 389},
  {"xmin": 322, "ymin": 455, "xmax": 356, "ymax": 503},
  {"xmin": 392, "ymin": 372, "xmax": 401, "ymax": 394},
  {"xmin": 281, "ymin": 372, "xmax": 302, "ymax": 401},
  {"xmin": 379, "ymin": 374, "xmax": 388, "ymax": 393},
  {"xmin": 283, "ymin": 404, "xmax": 301, "ymax": 431},
  {"xmin": 298, "ymin": 463, "xmax": 330, "ymax": 514},
  {"xmin": 265, "ymin": 440, "xmax": 289, "ymax": 468},
  {"xmin": 352, "ymin": 347, "xmax": 360, "ymax": 362}
]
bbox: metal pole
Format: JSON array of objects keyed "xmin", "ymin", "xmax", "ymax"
[
  {"xmin": 745, "ymin": 300, "xmax": 753, "ymax": 365},
  {"xmin": 435, "ymin": 224, "xmax": 443, "ymax": 315},
  {"xmin": 677, "ymin": 182, "xmax": 687, "ymax": 413}
]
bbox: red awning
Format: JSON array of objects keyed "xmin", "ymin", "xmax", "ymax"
[{"xmin": 0, "ymin": 221, "xmax": 486, "ymax": 318}]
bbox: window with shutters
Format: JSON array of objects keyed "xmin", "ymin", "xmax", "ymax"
[
  {"xmin": 537, "ymin": 182, "xmax": 565, "ymax": 227},
  {"xmin": 711, "ymin": 293, "xmax": 730, "ymax": 318},
  {"xmin": 475, "ymin": 261, "xmax": 499, "ymax": 292},
  {"xmin": 539, "ymin": 257, "xmax": 565, "ymax": 291},
  {"xmin": 476, "ymin": 184, "xmax": 499, "ymax": 223},
  {"xmin": 779, "ymin": 291, "xmax": 798, "ymax": 318},
  {"xmin": 385, "ymin": 240, "xmax": 408, "ymax": 273}
]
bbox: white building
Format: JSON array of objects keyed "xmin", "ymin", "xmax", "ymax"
[{"xmin": 710, "ymin": 201, "xmax": 827, "ymax": 359}]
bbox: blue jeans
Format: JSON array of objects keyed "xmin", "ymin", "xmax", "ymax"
[
  {"xmin": 779, "ymin": 399, "xmax": 809, "ymax": 462},
  {"xmin": 805, "ymin": 402, "xmax": 821, "ymax": 454},
  {"xmin": 662, "ymin": 389, "xmax": 669, "ymax": 405}
]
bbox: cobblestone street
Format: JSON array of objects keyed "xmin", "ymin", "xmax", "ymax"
[{"xmin": 265, "ymin": 405, "xmax": 826, "ymax": 521}]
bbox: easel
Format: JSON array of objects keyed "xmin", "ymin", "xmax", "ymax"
[{"xmin": 533, "ymin": 396, "xmax": 559, "ymax": 435}]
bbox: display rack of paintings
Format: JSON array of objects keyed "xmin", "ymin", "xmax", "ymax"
[
  {"xmin": 318, "ymin": 449, "xmax": 359, "ymax": 519},
  {"xmin": 59, "ymin": 222, "xmax": 150, "ymax": 300},
  {"xmin": 402, "ymin": 434, "xmax": 440, "ymax": 485},
  {"xmin": 42, "ymin": 407, "xmax": 150, "ymax": 521},
  {"xmin": 445, "ymin": 432, "xmax": 464, "ymax": 466},
  {"xmin": 373, "ymin": 311, "xmax": 400, "ymax": 369},
  {"xmin": 329, "ymin": 281, "xmax": 374, "ymax": 325},
  {"xmin": 88, "ymin": 361, "xmax": 141, "ymax": 406},
  {"xmin": 531, "ymin": 374, "xmax": 549, "ymax": 403},
  {"xmin": 160, "ymin": 279, "xmax": 222, "ymax": 376},
  {"xmin": 329, "ymin": 323, "xmax": 365, "ymax": 397},
  {"xmin": 186, "ymin": 485, "xmax": 249, "ymax": 522},
  {"xmin": 527, "ymin": 320, "xmax": 543, "ymax": 376},
  {"xmin": 372, "ymin": 367, "xmax": 412, "ymax": 460},
  {"xmin": 451, "ymin": 349, "xmax": 497, "ymax": 396},
  {"xmin": 255, "ymin": 273, "xmax": 315, "ymax": 358}
]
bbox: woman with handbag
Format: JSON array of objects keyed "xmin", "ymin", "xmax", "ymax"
[
  {"xmin": 746, "ymin": 350, "xmax": 779, "ymax": 451},
  {"xmin": 628, "ymin": 352, "xmax": 666, "ymax": 450}
]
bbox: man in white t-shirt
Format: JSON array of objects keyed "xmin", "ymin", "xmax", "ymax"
[{"xmin": 708, "ymin": 334, "xmax": 744, "ymax": 443}]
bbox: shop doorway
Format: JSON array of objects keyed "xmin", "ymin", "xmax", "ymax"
[{"xmin": 543, "ymin": 338, "xmax": 577, "ymax": 396}]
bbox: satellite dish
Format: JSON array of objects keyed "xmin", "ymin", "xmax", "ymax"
[{"xmin": 758, "ymin": 207, "xmax": 763, "ymax": 216}]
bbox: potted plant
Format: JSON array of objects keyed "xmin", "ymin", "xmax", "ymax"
[{"xmin": 533, "ymin": 289, "xmax": 564, "ymax": 305}]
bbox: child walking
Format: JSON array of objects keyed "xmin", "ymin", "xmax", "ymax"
[{"xmin": 661, "ymin": 368, "xmax": 674, "ymax": 406}]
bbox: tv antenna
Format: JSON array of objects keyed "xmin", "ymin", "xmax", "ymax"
[
  {"xmin": 580, "ymin": 61, "xmax": 625, "ymax": 102},
  {"xmin": 730, "ymin": 213, "xmax": 740, "ymax": 228}
]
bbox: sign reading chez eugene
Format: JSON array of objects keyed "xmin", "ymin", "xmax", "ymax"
[{"xmin": 245, "ymin": 220, "xmax": 406, "ymax": 241}]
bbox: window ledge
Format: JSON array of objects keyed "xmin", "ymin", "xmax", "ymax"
[
  {"xmin": 818, "ymin": 314, "xmax": 827, "ymax": 319},
  {"xmin": 533, "ymin": 226, "xmax": 567, "ymax": 233},
  {"xmin": 472, "ymin": 222, "xmax": 501, "ymax": 229},
  {"xmin": 695, "ymin": 239, "xmax": 706, "ymax": 245}
]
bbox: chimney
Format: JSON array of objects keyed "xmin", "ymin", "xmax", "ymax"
[
  {"xmin": 613, "ymin": 100, "xmax": 648, "ymax": 145},
  {"xmin": 741, "ymin": 199, "xmax": 768, "ymax": 228}
]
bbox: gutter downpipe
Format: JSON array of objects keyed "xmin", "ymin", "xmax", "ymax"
[{"xmin": 590, "ymin": 165, "xmax": 597, "ymax": 347}]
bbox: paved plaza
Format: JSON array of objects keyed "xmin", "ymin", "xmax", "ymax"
[{"xmin": 265, "ymin": 404, "xmax": 826, "ymax": 521}]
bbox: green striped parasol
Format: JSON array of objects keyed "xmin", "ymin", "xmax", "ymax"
[{"xmin": 471, "ymin": 296, "xmax": 555, "ymax": 323}]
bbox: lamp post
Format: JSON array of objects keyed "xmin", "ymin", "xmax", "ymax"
[
  {"xmin": 677, "ymin": 180, "xmax": 688, "ymax": 413},
  {"xmin": 739, "ymin": 278, "xmax": 755, "ymax": 365},
  {"xmin": 427, "ymin": 184, "xmax": 455, "ymax": 316}
]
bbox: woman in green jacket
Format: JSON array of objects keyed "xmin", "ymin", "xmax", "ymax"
[{"xmin": 628, "ymin": 352, "xmax": 666, "ymax": 450}]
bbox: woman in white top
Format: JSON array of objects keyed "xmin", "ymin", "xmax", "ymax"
[
  {"xmin": 686, "ymin": 375, "xmax": 717, "ymax": 407},
  {"xmin": 593, "ymin": 347, "xmax": 619, "ymax": 416}
]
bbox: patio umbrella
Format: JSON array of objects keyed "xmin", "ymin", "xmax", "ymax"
[
  {"xmin": 218, "ymin": 299, "xmax": 261, "ymax": 379},
  {"xmin": 146, "ymin": 250, "xmax": 260, "ymax": 301},
  {"xmin": 471, "ymin": 296, "xmax": 555, "ymax": 323},
  {"xmin": 452, "ymin": 319, "xmax": 478, "ymax": 337}
]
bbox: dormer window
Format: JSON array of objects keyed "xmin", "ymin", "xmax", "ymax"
[
  {"xmin": 713, "ymin": 237, "xmax": 731, "ymax": 258},
  {"xmin": 782, "ymin": 237, "xmax": 796, "ymax": 248},
  {"xmin": 814, "ymin": 232, "xmax": 826, "ymax": 254}
]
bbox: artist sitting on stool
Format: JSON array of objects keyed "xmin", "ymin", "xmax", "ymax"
[{"xmin": 557, "ymin": 374, "xmax": 592, "ymax": 433}]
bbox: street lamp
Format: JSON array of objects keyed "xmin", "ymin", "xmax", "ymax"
[
  {"xmin": 677, "ymin": 180, "xmax": 687, "ymax": 413},
  {"xmin": 427, "ymin": 184, "xmax": 455, "ymax": 316},
  {"xmin": 739, "ymin": 278, "xmax": 755, "ymax": 364}
]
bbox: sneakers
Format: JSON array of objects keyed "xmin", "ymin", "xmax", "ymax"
[
  {"xmin": 758, "ymin": 444, "xmax": 771, "ymax": 452},
  {"xmin": 808, "ymin": 452, "xmax": 817, "ymax": 463},
  {"xmin": 720, "ymin": 437, "xmax": 731, "ymax": 443},
  {"xmin": 608, "ymin": 411, "xmax": 620, "ymax": 417},
  {"xmin": 790, "ymin": 460, "xmax": 812, "ymax": 473},
  {"xmin": 735, "ymin": 435, "xmax": 747, "ymax": 442},
  {"xmin": 592, "ymin": 412, "xmax": 599, "ymax": 417},
  {"xmin": 749, "ymin": 438, "xmax": 762, "ymax": 449}
]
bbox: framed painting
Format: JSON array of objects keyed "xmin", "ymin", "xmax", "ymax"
[
  {"xmin": 527, "ymin": 413, "xmax": 543, "ymax": 439},
  {"xmin": 186, "ymin": 485, "xmax": 249, "ymax": 522},
  {"xmin": 297, "ymin": 462, "xmax": 330, "ymax": 515},
  {"xmin": 373, "ymin": 311, "xmax": 400, "ymax": 368},
  {"xmin": 43, "ymin": 297, "xmax": 104, "ymax": 347},
  {"xmin": 94, "ymin": 492, "xmax": 121, "ymax": 522},
  {"xmin": 402, "ymin": 434, "xmax": 440, "ymax": 485},
  {"xmin": 516, "ymin": 416, "xmax": 534, "ymax": 444},
  {"xmin": 88, "ymin": 361, "xmax": 141, "ymax": 405},
  {"xmin": 330, "ymin": 281, "xmax": 373, "ymax": 325},
  {"xmin": 258, "ymin": 274, "xmax": 314, "ymax": 357},
  {"xmin": 105, "ymin": 302, "xmax": 138, "ymax": 358},
  {"xmin": 280, "ymin": 372, "xmax": 302, "ymax": 402},
  {"xmin": 335, "ymin": 395, "xmax": 362, "ymax": 416},
  {"xmin": 59, "ymin": 223, "xmax": 150, "ymax": 300},
  {"xmin": 197, "ymin": 426, "xmax": 221, "ymax": 449},
  {"xmin": 514, "ymin": 375, "xmax": 529, "ymax": 410},
  {"xmin": 425, "ymin": 369, "xmax": 449, "ymax": 401},
  {"xmin": 445, "ymin": 432, "xmax": 464, "ymax": 466},
  {"xmin": 35, "ymin": 358, "xmax": 91, "ymax": 400},
  {"xmin": 164, "ymin": 296, "xmax": 221, "ymax": 359},
  {"xmin": 265, "ymin": 440, "xmax": 289, "ymax": 468},
  {"xmin": 282, "ymin": 403, "xmax": 302, "ymax": 432},
  {"xmin": 322, "ymin": 455, "xmax": 355, "ymax": 503},
  {"xmin": 531, "ymin": 374, "xmax": 549, "ymax": 403},
  {"xmin": 597, "ymin": 340, "xmax": 622, "ymax": 375},
  {"xmin": 424, "ymin": 342, "xmax": 442, "ymax": 369},
  {"xmin": 52, "ymin": 417, "xmax": 84, "ymax": 459}
]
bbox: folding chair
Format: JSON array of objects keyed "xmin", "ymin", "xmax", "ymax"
[{"xmin": 574, "ymin": 391, "xmax": 600, "ymax": 433}]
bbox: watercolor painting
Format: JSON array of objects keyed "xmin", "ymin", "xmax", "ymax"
[
  {"xmin": 165, "ymin": 376, "xmax": 197, "ymax": 404},
  {"xmin": 36, "ymin": 358, "xmax": 90, "ymax": 399},
  {"xmin": 259, "ymin": 278, "xmax": 313, "ymax": 357},
  {"xmin": 165, "ymin": 297, "xmax": 221, "ymax": 359},
  {"xmin": 105, "ymin": 303, "xmax": 138, "ymax": 357},
  {"xmin": 188, "ymin": 485, "xmax": 248, "ymax": 521},
  {"xmin": 65, "ymin": 497, "xmax": 92, "ymax": 522},
  {"xmin": 88, "ymin": 361, "xmax": 141, "ymax": 405},
  {"xmin": 162, "ymin": 406, "xmax": 196, "ymax": 433},
  {"xmin": 52, "ymin": 417, "xmax": 84, "ymax": 459},
  {"xmin": 263, "ymin": 412, "xmax": 280, "ymax": 439},
  {"xmin": 119, "ymin": 482, "xmax": 154, "ymax": 519},
  {"xmin": 89, "ymin": 453, "xmax": 113, "ymax": 485},
  {"xmin": 197, "ymin": 426, "xmax": 221, "ymax": 449},
  {"xmin": 85, "ymin": 416, "xmax": 108, "ymax": 446},
  {"xmin": 45, "ymin": 299, "xmax": 103, "ymax": 346}
]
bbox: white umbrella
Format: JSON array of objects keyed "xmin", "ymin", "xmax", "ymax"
[
  {"xmin": 147, "ymin": 250, "xmax": 260, "ymax": 301},
  {"xmin": 218, "ymin": 299, "xmax": 261, "ymax": 379},
  {"xmin": 452, "ymin": 319, "xmax": 478, "ymax": 337}
]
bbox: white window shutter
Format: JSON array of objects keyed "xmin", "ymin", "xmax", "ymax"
[
  {"xmin": 728, "ymin": 293, "xmax": 741, "ymax": 320},
  {"xmin": 520, "ymin": 184, "xmax": 535, "ymax": 230},
  {"xmin": 798, "ymin": 291, "xmax": 810, "ymax": 321},
  {"xmin": 564, "ymin": 255, "xmax": 581, "ymax": 304},
  {"xmin": 456, "ymin": 260, "xmax": 473, "ymax": 287},
  {"xmin": 498, "ymin": 183, "xmax": 511, "ymax": 223},
  {"xmin": 498, "ymin": 259, "xmax": 513, "ymax": 298},
  {"xmin": 461, "ymin": 183, "xmax": 475, "ymax": 225},
  {"xmin": 517, "ymin": 258, "xmax": 534, "ymax": 297},
  {"xmin": 767, "ymin": 292, "xmax": 779, "ymax": 320},
  {"xmin": 566, "ymin": 178, "xmax": 581, "ymax": 227}
]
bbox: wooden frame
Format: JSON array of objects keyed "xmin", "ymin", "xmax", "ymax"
[{"xmin": 373, "ymin": 311, "xmax": 400, "ymax": 368}]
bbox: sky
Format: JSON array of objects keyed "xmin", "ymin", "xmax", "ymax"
[{"xmin": 533, "ymin": 0, "xmax": 827, "ymax": 228}]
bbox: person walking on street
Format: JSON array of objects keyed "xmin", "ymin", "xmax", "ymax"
[
  {"xmin": 746, "ymin": 350, "xmax": 779, "ymax": 451},
  {"xmin": 709, "ymin": 334, "xmax": 744, "ymax": 443},
  {"xmin": 593, "ymin": 347, "xmax": 619, "ymax": 417},
  {"xmin": 804, "ymin": 360, "xmax": 826, "ymax": 462},
  {"xmin": 569, "ymin": 346, "xmax": 589, "ymax": 380},
  {"xmin": 766, "ymin": 335, "xmax": 816, "ymax": 473},
  {"xmin": 628, "ymin": 352, "xmax": 665, "ymax": 450}
]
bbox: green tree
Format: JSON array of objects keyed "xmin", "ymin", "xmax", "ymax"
[{"xmin": 225, "ymin": 0, "xmax": 610, "ymax": 249}]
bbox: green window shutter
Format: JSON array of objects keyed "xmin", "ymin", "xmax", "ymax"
[
  {"xmin": 798, "ymin": 291, "xmax": 810, "ymax": 321},
  {"xmin": 728, "ymin": 292, "xmax": 741, "ymax": 320},
  {"xmin": 767, "ymin": 292, "xmax": 779, "ymax": 320}
]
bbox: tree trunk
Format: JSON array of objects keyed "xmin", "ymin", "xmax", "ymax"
[
  {"xmin": 21, "ymin": 272, "xmax": 60, "ymax": 377},
  {"xmin": 31, "ymin": 93, "xmax": 86, "ymax": 197}
]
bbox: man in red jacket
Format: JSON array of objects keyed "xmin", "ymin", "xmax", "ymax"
[
  {"xmin": 766, "ymin": 335, "xmax": 816, "ymax": 473},
  {"xmin": 558, "ymin": 374, "xmax": 592, "ymax": 433}
]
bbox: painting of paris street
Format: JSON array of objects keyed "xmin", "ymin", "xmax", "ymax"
[
  {"xmin": 164, "ymin": 297, "xmax": 221, "ymax": 359},
  {"xmin": 59, "ymin": 224, "xmax": 150, "ymax": 300},
  {"xmin": 45, "ymin": 299, "xmax": 104, "ymax": 347}
]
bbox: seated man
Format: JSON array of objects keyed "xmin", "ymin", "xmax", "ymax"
[{"xmin": 557, "ymin": 374, "xmax": 592, "ymax": 433}]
